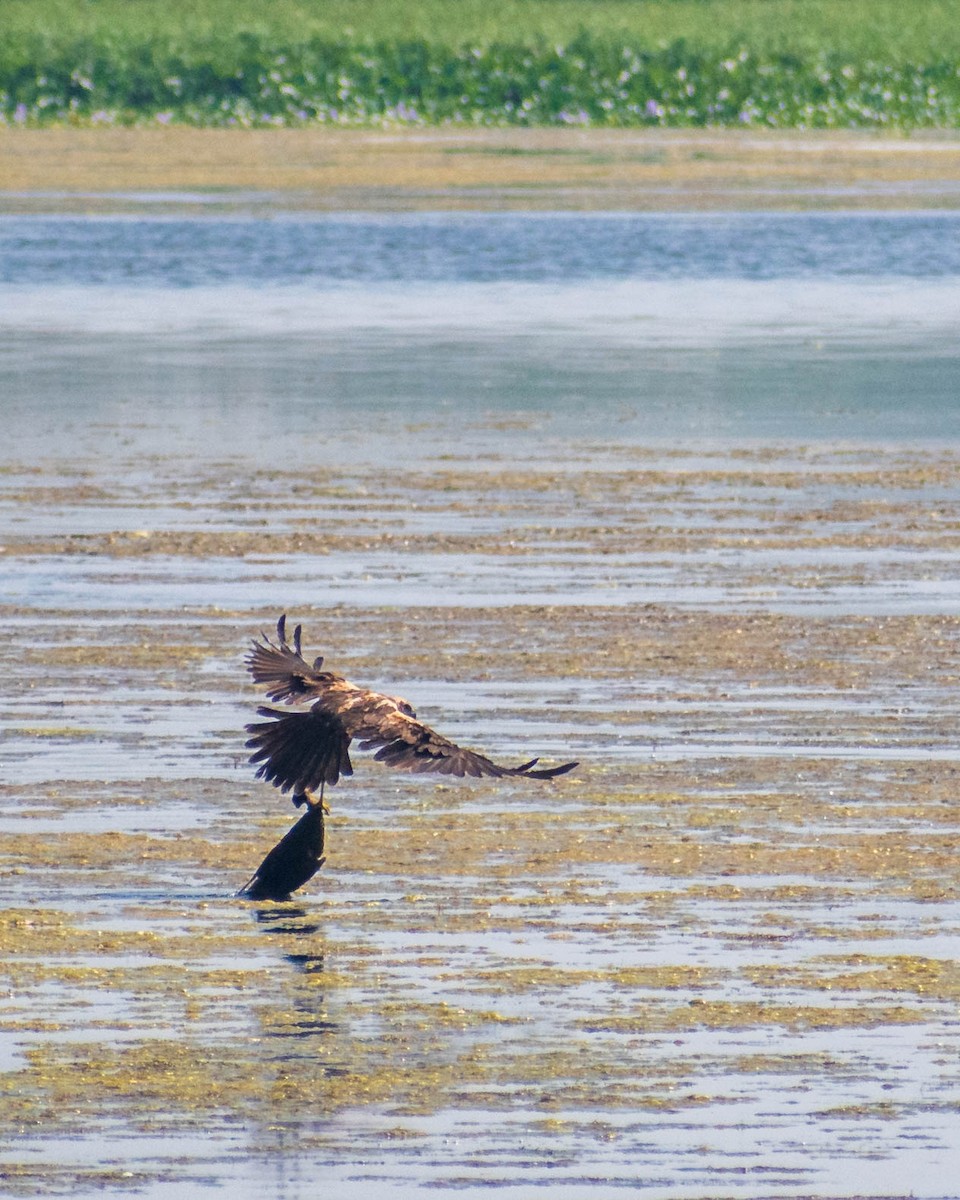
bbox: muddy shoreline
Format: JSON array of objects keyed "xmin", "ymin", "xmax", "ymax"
[{"xmin": 3, "ymin": 127, "xmax": 960, "ymax": 212}]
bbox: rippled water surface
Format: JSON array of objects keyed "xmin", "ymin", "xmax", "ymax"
[
  {"xmin": 1, "ymin": 210, "xmax": 959, "ymax": 1199},
  {"xmin": 5, "ymin": 211, "xmax": 960, "ymax": 285}
]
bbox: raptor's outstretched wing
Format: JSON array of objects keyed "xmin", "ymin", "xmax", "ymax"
[
  {"xmin": 246, "ymin": 701, "xmax": 578, "ymax": 788},
  {"xmin": 357, "ymin": 715, "xmax": 578, "ymax": 779},
  {"xmin": 246, "ymin": 614, "xmax": 333, "ymax": 704},
  {"xmin": 246, "ymin": 706, "xmax": 354, "ymax": 794}
]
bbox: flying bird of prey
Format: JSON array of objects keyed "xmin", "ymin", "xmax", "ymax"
[{"xmin": 245, "ymin": 615, "xmax": 578, "ymax": 808}]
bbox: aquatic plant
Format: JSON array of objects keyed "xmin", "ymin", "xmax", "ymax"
[{"xmin": 1, "ymin": 32, "xmax": 959, "ymax": 128}]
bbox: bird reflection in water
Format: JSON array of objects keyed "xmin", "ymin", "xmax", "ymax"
[{"xmin": 251, "ymin": 902, "xmax": 333, "ymax": 1039}]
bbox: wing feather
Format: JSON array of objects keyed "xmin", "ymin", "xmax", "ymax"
[
  {"xmin": 246, "ymin": 615, "xmax": 332, "ymax": 704},
  {"xmin": 246, "ymin": 705, "xmax": 353, "ymax": 793},
  {"xmin": 364, "ymin": 715, "xmax": 578, "ymax": 780}
]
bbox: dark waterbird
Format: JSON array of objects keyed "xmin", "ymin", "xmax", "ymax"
[
  {"xmin": 239, "ymin": 798, "xmax": 325, "ymax": 901},
  {"xmin": 245, "ymin": 614, "xmax": 579, "ymax": 809}
]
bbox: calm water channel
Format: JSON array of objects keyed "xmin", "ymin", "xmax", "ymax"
[{"xmin": 1, "ymin": 209, "xmax": 959, "ymax": 1199}]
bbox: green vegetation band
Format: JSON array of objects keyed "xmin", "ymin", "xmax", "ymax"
[{"xmin": 2, "ymin": 34, "xmax": 959, "ymax": 128}]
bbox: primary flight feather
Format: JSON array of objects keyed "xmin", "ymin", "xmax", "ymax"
[{"xmin": 245, "ymin": 615, "xmax": 578, "ymax": 804}]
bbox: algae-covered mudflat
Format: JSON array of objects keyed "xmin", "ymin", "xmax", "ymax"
[
  {"xmin": 3, "ymin": 438, "xmax": 960, "ymax": 1198},
  {"xmin": 2, "ymin": 207, "xmax": 960, "ymax": 1196}
]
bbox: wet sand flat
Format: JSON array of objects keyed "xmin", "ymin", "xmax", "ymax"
[
  {"xmin": 3, "ymin": 127, "xmax": 960, "ymax": 211},
  {"xmin": 2, "ymin": 435, "xmax": 960, "ymax": 1197}
]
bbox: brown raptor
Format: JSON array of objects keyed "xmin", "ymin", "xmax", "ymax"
[{"xmin": 245, "ymin": 615, "xmax": 578, "ymax": 807}]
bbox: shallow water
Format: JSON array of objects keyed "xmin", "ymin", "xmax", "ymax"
[
  {"xmin": 1, "ymin": 210, "xmax": 959, "ymax": 1198},
  {"xmin": 5, "ymin": 211, "xmax": 960, "ymax": 285}
]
